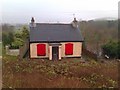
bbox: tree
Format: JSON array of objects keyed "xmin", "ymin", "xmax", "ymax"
[
  {"xmin": 8, "ymin": 32, "xmax": 14, "ymax": 46},
  {"xmin": 11, "ymin": 38, "xmax": 24, "ymax": 49},
  {"xmin": 2, "ymin": 33, "xmax": 8, "ymax": 46},
  {"xmin": 21, "ymin": 26, "xmax": 29, "ymax": 40},
  {"xmin": 15, "ymin": 31, "xmax": 22, "ymax": 39},
  {"xmin": 11, "ymin": 26, "xmax": 29, "ymax": 48},
  {"xmin": 2, "ymin": 32, "xmax": 14, "ymax": 46}
]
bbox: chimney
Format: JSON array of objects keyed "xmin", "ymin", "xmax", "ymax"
[
  {"xmin": 71, "ymin": 18, "xmax": 78, "ymax": 28},
  {"xmin": 30, "ymin": 17, "xmax": 36, "ymax": 27}
]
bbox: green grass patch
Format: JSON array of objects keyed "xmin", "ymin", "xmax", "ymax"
[{"xmin": 3, "ymin": 55, "xmax": 18, "ymax": 61}]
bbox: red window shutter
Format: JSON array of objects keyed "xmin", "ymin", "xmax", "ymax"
[
  {"xmin": 37, "ymin": 44, "xmax": 46, "ymax": 56},
  {"xmin": 65, "ymin": 43, "xmax": 73, "ymax": 55}
]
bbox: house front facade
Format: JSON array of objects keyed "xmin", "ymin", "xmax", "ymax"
[{"xmin": 29, "ymin": 17, "xmax": 84, "ymax": 60}]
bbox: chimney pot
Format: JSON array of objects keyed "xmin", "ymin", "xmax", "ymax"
[
  {"xmin": 73, "ymin": 18, "xmax": 77, "ymax": 22},
  {"xmin": 31, "ymin": 17, "xmax": 35, "ymax": 23},
  {"xmin": 30, "ymin": 17, "xmax": 36, "ymax": 27},
  {"xmin": 72, "ymin": 18, "xmax": 78, "ymax": 28}
]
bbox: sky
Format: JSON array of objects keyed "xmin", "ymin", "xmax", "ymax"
[{"xmin": 1, "ymin": 0, "xmax": 119, "ymax": 24}]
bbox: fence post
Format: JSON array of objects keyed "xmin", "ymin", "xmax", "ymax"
[{"xmin": 5, "ymin": 45, "xmax": 9, "ymax": 55}]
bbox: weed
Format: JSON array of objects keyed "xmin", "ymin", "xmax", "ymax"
[{"xmin": 2, "ymin": 57, "xmax": 119, "ymax": 88}]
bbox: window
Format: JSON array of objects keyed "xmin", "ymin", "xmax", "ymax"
[
  {"xmin": 37, "ymin": 44, "xmax": 46, "ymax": 56},
  {"xmin": 65, "ymin": 43, "xmax": 73, "ymax": 55}
]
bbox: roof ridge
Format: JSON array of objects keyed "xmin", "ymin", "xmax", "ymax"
[{"xmin": 35, "ymin": 23, "xmax": 71, "ymax": 25}]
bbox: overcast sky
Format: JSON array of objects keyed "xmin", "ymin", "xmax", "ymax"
[{"xmin": 1, "ymin": 0, "xmax": 119, "ymax": 24}]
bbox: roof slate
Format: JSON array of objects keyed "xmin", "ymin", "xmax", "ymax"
[{"xmin": 30, "ymin": 23, "xmax": 84, "ymax": 42}]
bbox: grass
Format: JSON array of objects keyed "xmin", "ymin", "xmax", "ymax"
[{"xmin": 2, "ymin": 56, "xmax": 119, "ymax": 88}]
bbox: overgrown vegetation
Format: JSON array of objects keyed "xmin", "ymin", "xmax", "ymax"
[
  {"xmin": 2, "ymin": 57, "xmax": 118, "ymax": 88},
  {"xmin": 102, "ymin": 41, "xmax": 120, "ymax": 59}
]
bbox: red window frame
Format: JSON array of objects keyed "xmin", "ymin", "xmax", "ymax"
[
  {"xmin": 65, "ymin": 43, "xmax": 73, "ymax": 55},
  {"xmin": 37, "ymin": 44, "xmax": 46, "ymax": 56}
]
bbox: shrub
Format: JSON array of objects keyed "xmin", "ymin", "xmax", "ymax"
[{"xmin": 102, "ymin": 41, "xmax": 119, "ymax": 59}]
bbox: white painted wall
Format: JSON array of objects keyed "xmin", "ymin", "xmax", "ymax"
[{"xmin": 30, "ymin": 42, "xmax": 82, "ymax": 59}]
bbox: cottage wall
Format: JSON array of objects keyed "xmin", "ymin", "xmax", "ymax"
[
  {"xmin": 61, "ymin": 42, "xmax": 82, "ymax": 58},
  {"xmin": 30, "ymin": 42, "xmax": 82, "ymax": 59},
  {"xmin": 30, "ymin": 43, "xmax": 49, "ymax": 58}
]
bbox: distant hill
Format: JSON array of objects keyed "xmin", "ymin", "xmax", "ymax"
[{"xmin": 94, "ymin": 17, "xmax": 117, "ymax": 21}]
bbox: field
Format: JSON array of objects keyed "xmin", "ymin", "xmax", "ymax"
[{"xmin": 2, "ymin": 56, "xmax": 119, "ymax": 89}]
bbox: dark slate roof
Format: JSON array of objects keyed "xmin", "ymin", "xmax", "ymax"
[{"xmin": 30, "ymin": 23, "xmax": 84, "ymax": 42}]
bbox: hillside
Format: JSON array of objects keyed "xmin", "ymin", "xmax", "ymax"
[{"xmin": 79, "ymin": 20, "xmax": 118, "ymax": 53}]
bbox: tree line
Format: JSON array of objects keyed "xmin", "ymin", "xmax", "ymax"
[{"xmin": 2, "ymin": 24, "xmax": 29, "ymax": 49}]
